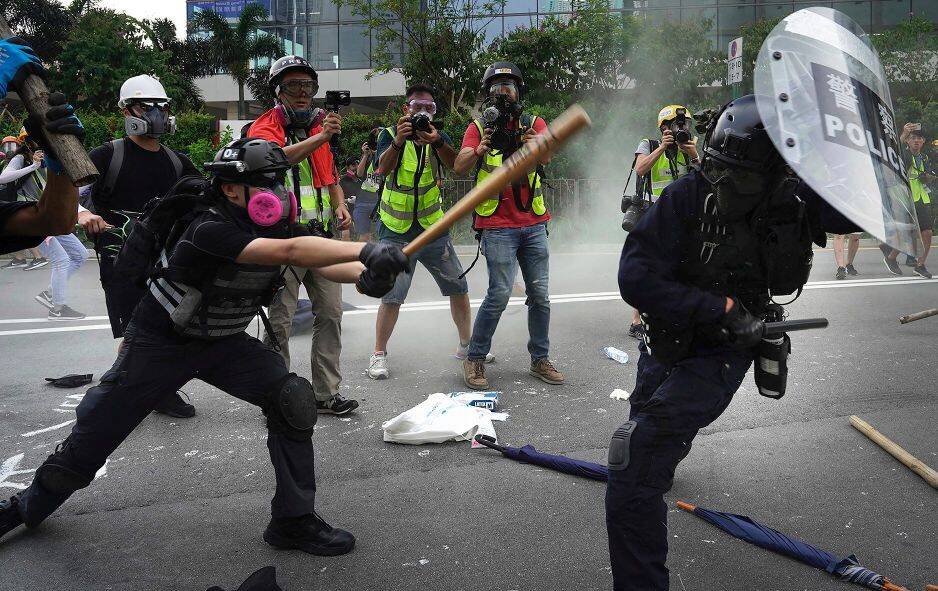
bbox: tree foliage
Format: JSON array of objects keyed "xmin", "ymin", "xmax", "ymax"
[
  {"xmin": 338, "ymin": 0, "xmax": 506, "ymax": 115},
  {"xmin": 0, "ymin": 0, "xmax": 95, "ymax": 62},
  {"xmin": 191, "ymin": 3, "xmax": 283, "ymax": 118},
  {"xmin": 872, "ymin": 16, "xmax": 938, "ymax": 105}
]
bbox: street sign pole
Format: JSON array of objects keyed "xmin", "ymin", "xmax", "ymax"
[{"xmin": 727, "ymin": 36, "xmax": 743, "ymax": 99}]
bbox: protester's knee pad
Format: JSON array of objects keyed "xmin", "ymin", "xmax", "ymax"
[
  {"xmin": 267, "ymin": 373, "xmax": 318, "ymax": 441},
  {"xmin": 608, "ymin": 421, "xmax": 638, "ymax": 471}
]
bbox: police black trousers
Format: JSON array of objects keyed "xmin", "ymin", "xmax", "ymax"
[
  {"xmin": 98, "ymin": 255, "xmax": 146, "ymax": 338},
  {"xmin": 16, "ymin": 323, "xmax": 318, "ymax": 528},
  {"xmin": 605, "ymin": 342, "xmax": 751, "ymax": 590}
]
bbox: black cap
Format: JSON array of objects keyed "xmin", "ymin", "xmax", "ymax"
[{"xmin": 205, "ymin": 138, "xmax": 291, "ymax": 187}]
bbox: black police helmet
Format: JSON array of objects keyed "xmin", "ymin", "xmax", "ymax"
[
  {"xmin": 482, "ymin": 62, "xmax": 525, "ymax": 98},
  {"xmin": 268, "ymin": 55, "xmax": 318, "ymax": 94},
  {"xmin": 205, "ymin": 138, "xmax": 291, "ymax": 187},
  {"xmin": 702, "ymin": 94, "xmax": 783, "ymax": 172}
]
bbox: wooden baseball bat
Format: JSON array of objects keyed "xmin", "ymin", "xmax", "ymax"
[
  {"xmin": 401, "ymin": 104, "xmax": 591, "ymax": 256},
  {"xmin": 850, "ymin": 415, "xmax": 938, "ymax": 489},
  {"xmin": 899, "ymin": 308, "xmax": 938, "ymax": 324},
  {"xmin": 0, "ymin": 18, "xmax": 98, "ymax": 186}
]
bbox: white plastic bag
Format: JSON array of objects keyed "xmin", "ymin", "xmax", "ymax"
[{"xmin": 382, "ymin": 393, "xmax": 506, "ymax": 445}]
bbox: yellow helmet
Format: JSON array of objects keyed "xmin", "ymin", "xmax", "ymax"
[
  {"xmin": 657, "ymin": 104, "xmax": 687, "ymax": 128},
  {"xmin": 16, "ymin": 127, "xmax": 28, "ymax": 143}
]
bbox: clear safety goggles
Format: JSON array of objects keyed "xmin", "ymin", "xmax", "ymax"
[
  {"xmin": 280, "ymin": 79, "xmax": 319, "ymax": 97},
  {"xmin": 408, "ymin": 99, "xmax": 437, "ymax": 115},
  {"xmin": 129, "ymin": 100, "xmax": 170, "ymax": 114},
  {"xmin": 489, "ymin": 80, "xmax": 518, "ymax": 96}
]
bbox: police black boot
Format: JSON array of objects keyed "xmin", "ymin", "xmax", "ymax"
[
  {"xmin": 153, "ymin": 390, "xmax": 196, "ymax": 418},
  {"xmin": 263, "ymin": 511, "xmax": 355, "ymax": 556},
  {"xmin": 0, "ymin": 494, "xmax": 25, "ymax": 540}
]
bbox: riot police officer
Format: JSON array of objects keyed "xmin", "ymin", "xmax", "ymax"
[
  {"xmin": 606, "ymin": 95, "xmax": 860, "ymax": 590},
  {"xmin": 0, "ymin": 139, "xmax": 408, "ymax": 555}
]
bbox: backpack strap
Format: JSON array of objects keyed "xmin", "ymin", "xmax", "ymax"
[
  {"xmin": 98, "ymin": 138, "xmax": 126, "ymax": 205},
  {"xmin": 161, "ymin": 145, "xmax": 184, "ymax": 179}
]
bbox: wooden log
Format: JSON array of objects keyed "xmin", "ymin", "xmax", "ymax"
[
  {"xmin": 899, "ymin": 308, "xmax": 938, "ymax": 324},
  {"xmin": 0, "ymin": 18, "xmax": 98, "ymax": 186},
  {"xmin": 849, "ymin": 415, "xmax": 938, "ymax": 489}
]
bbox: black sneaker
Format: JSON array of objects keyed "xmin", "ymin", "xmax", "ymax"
[
  {"xmin": 905, "ymin": 254, "xmax": 917, "ymax": 267},
  {"xmin": 1, "ymin": 494, "xmax": 24, "ymax": 540},
  {"xmin": 835, "ymin": 267, "xmax": 847, "ymax": 280},
  {"xmin": 48, "ymin": 305, "xmax": 86, "ymax": 320},
  {"xmin": 35, "ymin": 290, "xmax": 54, "ymax": 310},
  {"xmin": 263, "ymin": 512, "xmax": 355, "ymax": 556},
  {"xmin": 153, "ymin": 391, "xmax": 196, "ymax": 418},
  {"xmin": 883, "ymin": 256, "xmax": 902, "ymax": 276},
  {"xmin": 845, "ymin": 264, "xmax": 859, "ymax": 276},
  {"xmin": 1, "ymin": 258, "xmax": 28, "ymax": 269},
  {"xmin": 913, "ymin": 265, "xmax": 932, "ymax": 279},
  {"xmin": 878, "ymin": 243, "xmax": 892, "ymax": 257},
  {"xmin": 316, "ymin": 394, "xmax": 359, "ymax": 415},
  {"xmin": 627, "ymin": 323, "xmax": 645, "ymax": 341},
  {"xmin": 23, "ymin": 257, "xmax": 49, "ymax": 271}
]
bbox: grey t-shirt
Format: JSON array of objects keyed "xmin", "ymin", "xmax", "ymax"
[{"xmin": 635, "ymin": 138, "xmax": 653, "ymax": 156}]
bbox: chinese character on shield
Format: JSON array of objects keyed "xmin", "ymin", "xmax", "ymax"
[
  {"xmin": 826, "ymin": 74, "xmax": 860, "ymax": 115},
  {"xmin": 878, "ymin": 103, "xmax": 897, "ymax": 142}
]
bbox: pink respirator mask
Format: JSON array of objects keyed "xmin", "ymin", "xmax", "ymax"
[{"xmin": 246, "ymin": 185, "xmax": 298, "ymax": 227}]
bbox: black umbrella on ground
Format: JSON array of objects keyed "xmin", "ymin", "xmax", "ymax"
[{"xmin": 474, "ymin": 434, "xmax": 608, "ymax": 481}]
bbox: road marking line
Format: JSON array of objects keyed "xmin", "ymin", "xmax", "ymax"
[
  {"xmin": 0, "ymin": 276, "xmax": 933, "ymax": 337},
  {"xmin": 21, "ymin": 419, "xmax": 76, "ymax": 437},
  {"xmin": 0, "ymin": 315, "xmax": 109, "ymax": 325}
]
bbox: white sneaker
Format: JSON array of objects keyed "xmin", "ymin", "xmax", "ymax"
[
  {"xmin": 455, "ymin": 344, "xmax": 495, "ymax": 364},
  {"xmin": 368, "ymin": 352, "xmax": 389, "ymax": 380}
]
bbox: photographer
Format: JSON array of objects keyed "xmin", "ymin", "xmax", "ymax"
[
  {"xmin": 248, "ymin": 55, "xmax": 357, "ymax": 415},
  {"xmin": 884, "ymin": 123, "xmax": 933, "ymax": 279},
  {"xmin": 627, "ymin": 105, "xmax": 698, "ymax": 340},
  {"xmin": 353, "ymin": 127, "xmax": 382, "ymax": 241},
  {"xmin": 366, "ymin": 84, "xmax": 473, "ymax": 380},
  {"xmin": 453, "ymin": 62, "xmax": 561, "ymax": 391}
]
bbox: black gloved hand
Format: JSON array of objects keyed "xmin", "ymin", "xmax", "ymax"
[
  {"xmin": 356, "ymin": 267, "xmax": 397, "ymax": 298},
  {"xmin": 720, "ymin": 299, "xmax": 764, "ymax": 349},
  {"xmin": 24, "ymin": 91, "xmax": 84, "ymax": 174},
  {"xmin": 358, "ymin": 242, "xmax": 409, "ymax": 277}
]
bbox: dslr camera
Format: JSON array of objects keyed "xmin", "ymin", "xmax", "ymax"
[
  {"xmin": 480, "ymin": 94, "xmax": 524, "ymax": 153},
  {"xmin": 621, "ymin": 186, "xmax": 651, "ymax": 233},
  {"xmin": 667, "ymin": 107, "xmax": 692, "ymax": 145},
  {"xmin": 409, "ymin": 111, "xmax": 433, "ymax": 140}
]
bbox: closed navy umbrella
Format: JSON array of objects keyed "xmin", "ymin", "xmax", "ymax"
[
  {"xmin": 474, "ymin": 434, "xmax": 609, "ymax": 481},
  {"xmin": 677, "ymin": 501, "xmax": 910, "ymax": 591}
]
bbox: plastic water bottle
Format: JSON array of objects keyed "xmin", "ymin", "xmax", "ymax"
[{"xmin": 602, "ymin": 346, "xmax": 630, "ymax": 364}]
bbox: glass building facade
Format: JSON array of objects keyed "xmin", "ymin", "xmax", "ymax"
[{"xmin": 187, "ymin": 0, "xmax": 936, "ymax": 72}]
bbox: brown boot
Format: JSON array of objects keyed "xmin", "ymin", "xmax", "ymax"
[
  {"xmin": 530, "ymin": 359, "xmax": 564, "ymax": 385},
  {"xmin": 463, "ymin": 359, "xmax": 489, "ymax": 390}
]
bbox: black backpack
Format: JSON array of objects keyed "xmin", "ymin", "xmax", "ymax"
[
  {"xmin": 113, "ymin": 175, "xmax": 213, "ymax": 289},
  {"xmin": 83, "ymin": 138, "xmax": 184, "ymax": 211}
]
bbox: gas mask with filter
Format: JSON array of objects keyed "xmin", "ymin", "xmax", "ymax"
[{"xmin": 125, "ymin": 100, "xmax": 176, "ymax": 138}]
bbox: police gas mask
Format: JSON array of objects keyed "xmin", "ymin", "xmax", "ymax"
[
  {"xmin": 125, "ymin": 100, "xmax": 176, "ymax": 138},
  {"xmin": 702, "ymin": 159, "xmax": 768, "ymax": 220}
]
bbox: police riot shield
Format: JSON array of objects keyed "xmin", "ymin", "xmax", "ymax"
[{"xmin": 754, "ymin": 7, "xmax": 923, "ymax": 257}]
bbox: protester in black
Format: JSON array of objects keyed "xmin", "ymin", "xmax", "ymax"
[{"xmin": 77, "ymin": 75, "xmax": 200, "ymax": 417}]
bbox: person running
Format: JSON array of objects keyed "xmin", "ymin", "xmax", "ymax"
[
  {"xmin": 77, "ymin": 74, "xmax": 201, "ymax": 417},
  {"xmin": 0, "ymin": 135, "xmax": 49, "ymax": 270}
]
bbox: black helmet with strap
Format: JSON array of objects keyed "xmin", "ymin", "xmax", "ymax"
[
  {"xmin": 268, "ymin": 55, "xmax": 318, "ymax": 94},
  {"xmin": 482, "ymin": 62, "xmax": 525, "ymax": 98},
  {"xmin": 204, "ymin": 138, "xmax": 291, "ymax": 188},
  {"xmin": 701, "ymin": 94, "xmax": 783, "ymax": 172}
]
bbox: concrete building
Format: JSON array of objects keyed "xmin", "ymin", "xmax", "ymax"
[{"xmin": 188, "ymin": 0, "xmax": 937, "ymax": 118}]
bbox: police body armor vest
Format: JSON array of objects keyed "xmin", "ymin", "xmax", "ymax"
[
  {"xmin": 472, "ymin": 115, "xmax": 546, "ymax": 217},
  {"xmin": 642, "ymin": 182, "xmax": 814, "ymax": 365},
  {"xmin": 379, "ymin": 127, "xmax": 443, "ymax": 233},
  {"xmin": 909, "ymin": 154, "xmax": 931, "ymax": 205},
  {"xmin": 147, "ymin": 214, "xmax": 284, "ymax": 340}
]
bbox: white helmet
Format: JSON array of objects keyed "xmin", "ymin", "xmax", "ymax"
[{"xmin": 118, "ymin": 75, "xmax": 171, "ymax": 108}]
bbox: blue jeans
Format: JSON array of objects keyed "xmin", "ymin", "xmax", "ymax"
[
  {"xmin": 38, "ymin": 233, "xmax": 86, "ymax": 307},
  {"xmin": 468, "ymin": 223, "xmax": 550, "ymax": 363}
]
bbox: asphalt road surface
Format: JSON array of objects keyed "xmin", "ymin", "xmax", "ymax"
[{"xmin": 0, "ymin": 244, "xmax": 935, "ymax": 591}]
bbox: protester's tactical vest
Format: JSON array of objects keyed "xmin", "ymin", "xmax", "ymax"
[
  {"xmin": 379, "ymin": 128, "xmax": 443, "ymax": 234},
  {"xmin": 472, "ymin": 116, "xmax": 546, "ymax": 217},
  {"xmin": 909, "ymin": 154, "xmax": 931, "ymax": 205},
  {"xmin": 147, "ymin": 218, "xmax": 283, "ymax": 339},
  {"xmin": 641, "ymin": 175, "xmax": 814, "ymax": 365},
  {"xmin": 645, "ymin": 138, "xmax": 691, "ymax": 197}
]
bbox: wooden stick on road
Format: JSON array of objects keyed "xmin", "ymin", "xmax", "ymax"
[
  {"xmin": 0, "ymin": 17, "xmax": 98, "ymax": 186},
  {"xmin": 898, "ymin": 308, "xmax": 938, "ymax": 324},
  {"xmin": 849, "ymin": 415, "xmax": 938, "ymax": 489},
  {"xmin": 402, "ymin": 104, "xmax": 592, "ymax": 257}
]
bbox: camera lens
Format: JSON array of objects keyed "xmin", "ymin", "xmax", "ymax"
[{"xmin": 622, "ymin": 205, "xmax": 644, "ymax": 232}]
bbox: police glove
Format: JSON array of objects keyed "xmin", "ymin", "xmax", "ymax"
[
  {"xmin": 356, "ymin": 267, "xmax": 397, "ymax": 298},
  {"xmin": 720, "ymin": 299, "xmax": 764, "ymax": 349},
  {"xmin": 24, "ymin": 92, "xmax": 84, "ymax": 175},
  {"xmin": 359, "ymin": 242, "xmax": 410, "ymax": 277}
]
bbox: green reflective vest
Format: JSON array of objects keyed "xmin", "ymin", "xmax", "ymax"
[
  {"xmin": 360, "ymin": 161, "xmax": 381, "ymax": 193},
  {"xmin": 379, "ymin": 128, "xmax": 443, "ymax": 234},
  {"xmin": 472, "ymin": 118, "xmax": 545, "ymax": 217},
  {"xmin": 646, "ymin": 139, "xmax": 691, "ymax": 197},
  {"xmin": 909, "ymin": 153, "xmax": 931, "ymax": 205}
]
